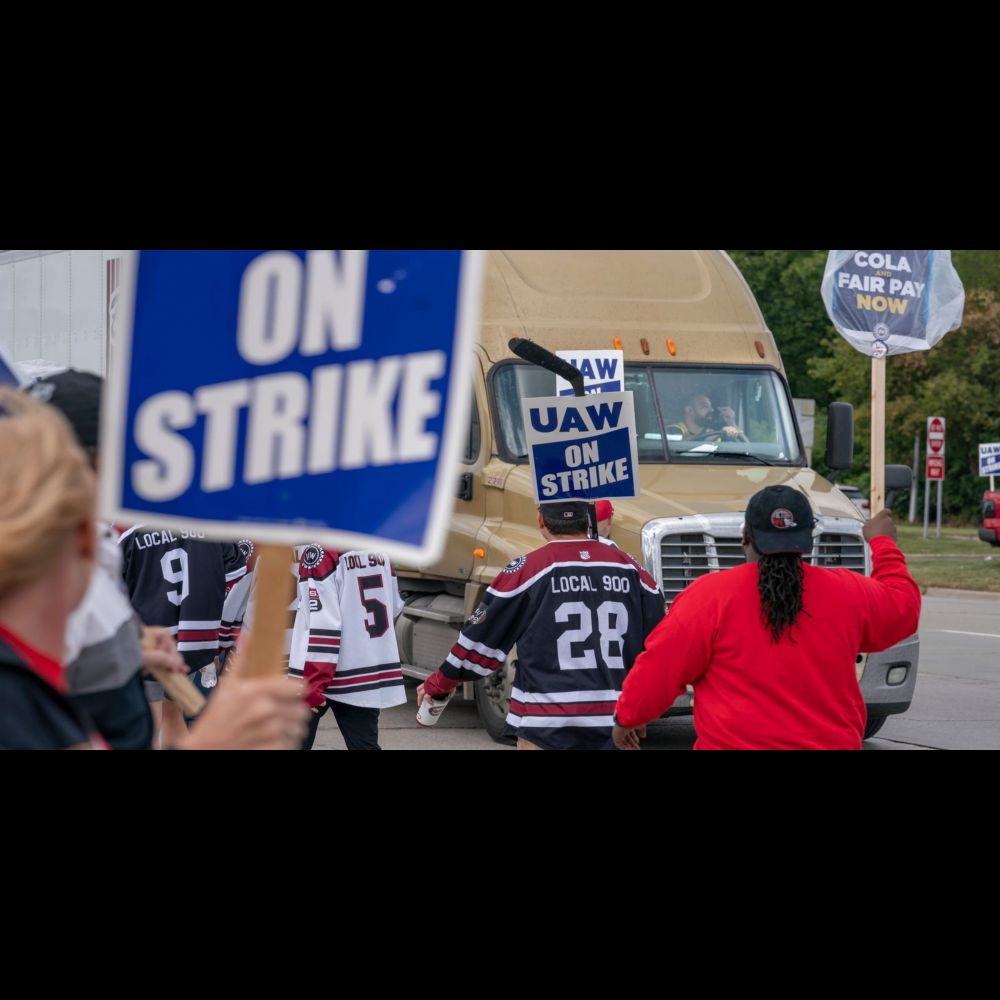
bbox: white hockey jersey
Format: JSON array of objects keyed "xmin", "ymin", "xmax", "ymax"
[{"xmin": 287, "ymin": 546, "xmax": 406, "ymax": 710}]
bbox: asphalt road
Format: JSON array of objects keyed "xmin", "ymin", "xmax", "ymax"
[{"xmin": 866, "ymin": 589, "xmax": 1000, "ymax": 750}]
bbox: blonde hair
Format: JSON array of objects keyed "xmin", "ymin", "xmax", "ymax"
[{"xmin": 0, "ymin": 388, "xmax": 96, "ymax": 596}]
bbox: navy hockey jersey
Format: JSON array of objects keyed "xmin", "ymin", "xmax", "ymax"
[
  {"xmin": 425, "ymin": 538, "xmax": 665, "ymax": 750},
  {"xmin": 287, "ymin": 546, "xmax": 406, "ymax": 710},
  {"xmin": 119, "ymin": 526, "xmax": 247, "ymax": 670}
]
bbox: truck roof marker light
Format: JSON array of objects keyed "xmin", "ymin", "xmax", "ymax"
[
  {"xmin": 473, "ymin": 548, "xmax": 486, "ymax": 558},
  {"xmin": 755, "ymin": 339, "xmax": 766, "ymax": 358},
  {"xmin": 613, "ymin": 336, "xmax": 623, "ymax": 350},
  {"xmin": 666, "ymin": 338, "xmax": 677, "ymax": 356},
  {"xmin": 640, "ymin": 338, "xmax": 650, "ymax": 355}
]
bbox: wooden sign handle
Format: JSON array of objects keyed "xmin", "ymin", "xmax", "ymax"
[
  {"xmin": 870, "ymin": 356, "xmax": 886, "ymax": 515},
  {"xmin": 141, "ymin": 628, "xmax": 207, "ymax": 717},
  {"xmin": 240, "ymin": 543, "xmax": 297, "ymax": 678}
]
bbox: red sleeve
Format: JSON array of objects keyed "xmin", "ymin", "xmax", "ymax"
[
  {"xmin": 856, "ymin": 536, "xmax": 921, "ymax": 652},
  {"xmin": 424, "ymin": 669, "xmax": 461, "ymax": 699},
  {"xmin": 615, "ymin": 586, "xmax": 712, "ymax": 728}
]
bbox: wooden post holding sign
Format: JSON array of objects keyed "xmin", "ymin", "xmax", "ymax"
[
  {"xmin": 100, "ymin": 251, "xmax": 487, "ymax": 696},
  {"xmin": 821, "ymin": 251, "xmax": 964, "ymax": 517},
  {"xmin": 141, "ymin": 626, "xmax": 206, "ymax": 715},
  {"xmin": 239, "ymin": 545, "xmax": 297, "ymax": 678},
  {"xmin": 870, "ymin": 354, "xmax": 887, "ymax": 513}
]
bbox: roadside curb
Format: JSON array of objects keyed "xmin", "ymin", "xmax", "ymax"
[{"xmin": 923, "ymin": 587, "xmax": 1000, "ymax": 601}]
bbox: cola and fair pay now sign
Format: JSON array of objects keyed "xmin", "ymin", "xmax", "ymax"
[{"xmin": 100, "ymin": 250, "xmax": 486, "ymax": 564}]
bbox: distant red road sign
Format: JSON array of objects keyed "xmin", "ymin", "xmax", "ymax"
[
  {"xmin": 927, "ymin": 456, "xmax": 945, "ymax": 480},
  {"xmin": 928, "ymin": 415, "xmax": 945, "ymax": 456}
]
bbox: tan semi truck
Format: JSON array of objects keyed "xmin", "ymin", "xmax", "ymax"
[{"xmin": 395, "ymin": 250, "xmax": 919, "ymax": 742}]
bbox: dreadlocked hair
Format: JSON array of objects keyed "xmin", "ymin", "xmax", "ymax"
[{"xmin": 757, "ymin": 552, "xmax": 805, "ymax": 644}]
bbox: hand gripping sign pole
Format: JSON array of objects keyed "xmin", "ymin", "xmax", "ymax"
[{"xmin": 821, "ymin": 251, "xmax": 964, "ymax": 516}]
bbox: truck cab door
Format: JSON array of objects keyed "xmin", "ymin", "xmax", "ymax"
[{"xmin": 434, "ymin": 372, "xmax": 489, "ymax": 581}]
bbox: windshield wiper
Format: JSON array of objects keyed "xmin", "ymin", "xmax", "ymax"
[
  {"xmin": 674, "ymin": 450, "xmax": 780, "ymax": 466},
  {"xmin": 706, "ymin": 451, "xmax": 780, "ymax": 466}
]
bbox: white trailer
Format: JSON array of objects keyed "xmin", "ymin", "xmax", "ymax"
[{"xmin": 0, "ymin": 249, "xmax": 123, "ymax": 376}]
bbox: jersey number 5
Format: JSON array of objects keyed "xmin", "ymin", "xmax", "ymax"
[{"xmin": 358, "ymin": 574, "xmax": 389, "ymax": 638}]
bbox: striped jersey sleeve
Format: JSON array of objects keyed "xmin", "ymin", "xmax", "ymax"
[{"xmin": 288, "ymin": 547, "xmax": 341, "ymax": 708}]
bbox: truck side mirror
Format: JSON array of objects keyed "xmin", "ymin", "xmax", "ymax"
[
  {"xmin": 885, "ymin": 465, "xmax": 911, "ymax": 491},
  {"xmin": 884, "ymin": 464, "xmax": 911, "ymax": 509},
  {"xmin": 825, "ymin": 402, "xmax": 854, "ymax": 470}
]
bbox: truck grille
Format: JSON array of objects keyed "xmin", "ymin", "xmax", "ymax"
[{"xmin": 643, "ymin": 514, "xmax": 868, "ymax": 608}]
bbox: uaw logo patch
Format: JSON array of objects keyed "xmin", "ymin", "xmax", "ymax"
[
  {"xmin": 237, "ymin": 539, "xmax": 254, "ymax": 562},
  {"xmin": 466, "ymin": 604, "xmax": 487, "ymax": 626},
  {"xmin": 770, "ymin": 508, "xmax": 797, "ymax": 529},
  {"xmin": 301, "ymin": 544, "xmax": 325, "ymax": 569},
  {"xmin": 502, "ymin": 555, "xmax": 527, "ymax": 575}
]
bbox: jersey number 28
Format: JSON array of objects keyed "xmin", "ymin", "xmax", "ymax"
[{"xmin": 555, "ymin": 601, "xmax": 629, "ymax": 670}]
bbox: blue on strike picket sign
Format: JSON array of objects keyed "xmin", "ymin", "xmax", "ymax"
[
  {"xmin": 100, "ymin": 250, "xmax": 486, "ymax": 564},
  {"xmin": 521, "ymin": 392, "xmax": 639, "ymax": 502}
]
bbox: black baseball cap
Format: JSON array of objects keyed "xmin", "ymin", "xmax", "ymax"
[
  {"xmin": 538, "ymin": 499, "xmax": 589, "ymax": 520},
  {"xmin": 744, "ymin": 485, "xmax": 816, "ymax": 555},
  {"xmin": 25, "ymin": 368, "xmax": 103, "ymax": 449}
]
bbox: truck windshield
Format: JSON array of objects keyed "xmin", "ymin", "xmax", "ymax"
[{"xmin": 492, "ymin": 363, "xmax": 802, "ymax": 465}]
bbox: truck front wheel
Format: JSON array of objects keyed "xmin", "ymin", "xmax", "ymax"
[{"xmin": 474, "ymin": 652, "xmax": 516, "ymax": 745}]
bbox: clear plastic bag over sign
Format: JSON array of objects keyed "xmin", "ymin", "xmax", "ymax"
[{"xmin": 821, "ymin": 250, "xmax": 965, "ymax": 357}]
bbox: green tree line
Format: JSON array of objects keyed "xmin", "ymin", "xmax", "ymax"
[{"xmin": 728, "ymin": 251, "xmax": 1000, "ymax": 522}]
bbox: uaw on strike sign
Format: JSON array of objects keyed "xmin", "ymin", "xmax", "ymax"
[
  {"xmin": 821, "ymin": 250, "xmax": 964, "ymax": 357},
  {"xmin": 554, "ymin": 350, "xmax": 624, "ymax": 395},
  {"xmin": 521, "ymin": 393, "xmax": 639, "ymax": 502},
  {"xmin": 100, "ymin": 250, "xmax": 486, "ymax": 564}
]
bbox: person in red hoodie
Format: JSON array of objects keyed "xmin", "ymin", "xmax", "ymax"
[{"xmin": 612, "ymin": 485, "xmax": 921, "ymax": 750}]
